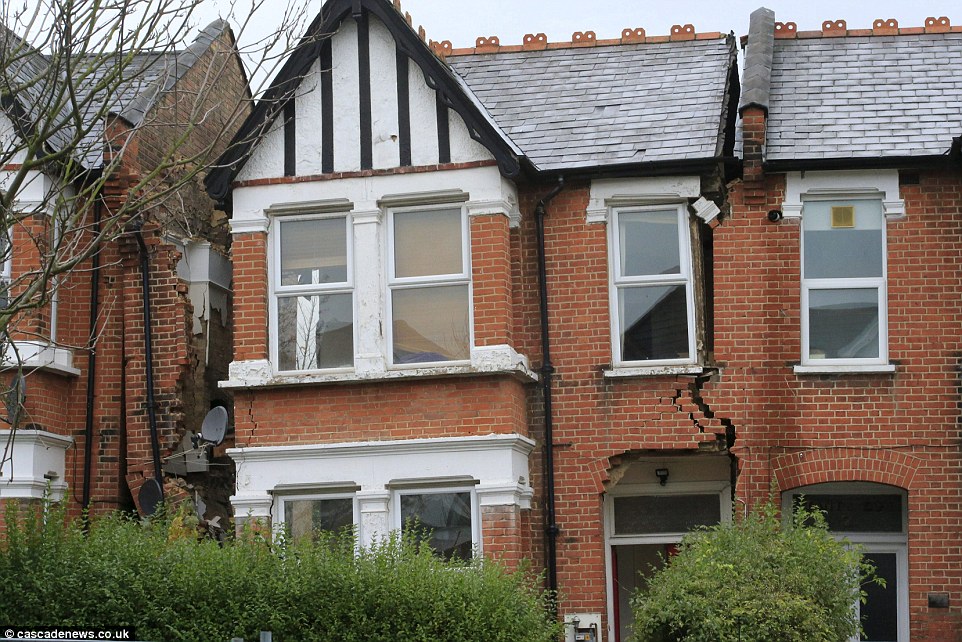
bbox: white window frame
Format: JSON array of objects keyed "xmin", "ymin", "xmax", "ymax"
[
  {"xmin": 800, "ymin": 194, "xmax": 888, "ymax": 369},
  {"xmin": 386, "ymin": 204, "xmax": 472, "ymax": 369},
  {"xmin": 609, "ymin": 203, "xmax": 697, "ymax": 368},
  {"xmin": 782, "ymin": 483, "xmax": 909, "ymax": 642},
  {"xmin": 273, "ymin": 490, "xmax": 358, "ymax": 541},
  {"xmin": 270, "ymin": 212, "xmax": 354, "ymax": 374},
  {"xmin": 393, "ymin": 485, "xmax": 481, "ymax": 558}
]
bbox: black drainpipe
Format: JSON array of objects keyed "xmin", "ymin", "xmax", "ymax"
[
  {"xmin": 535, "ymin": 177, "xmax": 564, "ymax": 602},
  {"xmin": 81, "ymin": 198, "xmax": 103, "ymax": 515},
  {"xmin": 135, "ymin": 230, "xmax": 164, "ymax": 494}
]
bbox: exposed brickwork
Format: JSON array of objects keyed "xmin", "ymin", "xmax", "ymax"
[
  {"xmin": 719, "ymin": 169, "xmax": 962, "ymax": 640},
  {"xmin": 470, "ymin": 214, "xmax": 513, "ymax": 346},
  {"xmin": 233, "ymin": 377, "xmax": 528, "ymax": 448},
  {"xmin": 2, "ymin": 28, "xmax": 246, "ymax": 523},
  {"xmin": 231, "ymin": 232, "xmax": 268, "ymax": 361}
]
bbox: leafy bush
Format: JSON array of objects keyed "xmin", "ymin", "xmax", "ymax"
[
  {"xmin": 0, "ymin": 503, "xmax": 559, "ymax": 642},
  {"xmin": 629, "ymin": 502, "xmax": 876, "ymax": 642}
]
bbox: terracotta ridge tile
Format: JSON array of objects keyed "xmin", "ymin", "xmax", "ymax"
[
  {"xmin": 773, "ymin": 16, "xmax": 957, "ymax": 39},
  {"xmin": 444, "ymin": 25, "xmax": 728, "ymax": 57}
]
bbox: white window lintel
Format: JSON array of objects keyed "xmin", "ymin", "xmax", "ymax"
[
  {"xmin": 782, "ymin": 170, "xmax": 905, "ymax": 220},
  {"xmin": 587, "ymin": 176, "xmax": 701, "ymax": 223}
]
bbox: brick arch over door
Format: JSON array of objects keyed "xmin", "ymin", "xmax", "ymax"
[{"xmin": 773, "ymin": 447, "xmax": 921, "ymax": 492}]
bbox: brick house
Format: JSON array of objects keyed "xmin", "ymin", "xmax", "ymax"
[
  {"xmin": 207, "ymin": 0, "xmax": 737, "ymax": 639},
  {"xmin": 208, "ymin": 0, "xmax": 962, "ymax": 640},
  {"xmin": 722, "ymin": 9, "xmax": 962, "ymax": 641},
  {"xmin": 0, "ymin": 20, "xmax": 248, "ymax": 523}
]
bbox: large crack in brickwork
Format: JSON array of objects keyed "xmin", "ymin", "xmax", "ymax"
[{"xmin": 670, "ymin": 371, "xmax": 736, "ymax": 450}]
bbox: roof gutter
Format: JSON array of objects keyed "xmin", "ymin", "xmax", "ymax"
[
  {"xmin": 534, "ymin": 156, "xmax": 739, "ymax": 184},
  {"xmin": 764, "ymin": 155, "xmax": 960, "ymax": 173}
]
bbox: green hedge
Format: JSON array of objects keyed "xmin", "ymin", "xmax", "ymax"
[
  {"xmin": 0, "ymin": 505, "xmax": 559, "ymax": 642},
  {"xmin": 629, "ymin": 502, "xmax": 878, "ymax": 642}
]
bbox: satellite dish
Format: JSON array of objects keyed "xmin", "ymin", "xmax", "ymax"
[
  {"xmin": 200, "ymin": 406, "xmax": 228, "ymax": 446},
  {"xmin": 4, "ymin": 373, "xmax": 25, "ymax": 426},
  {"xmin": 139, "ymin": 478, "xmax": 163, "ymax": 516}
]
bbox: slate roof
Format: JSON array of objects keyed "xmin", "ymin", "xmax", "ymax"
[
  {"xmin": 766, "ymin": 33, "xmax": 962, "ymax": 161},
  {"xmin": 448, "ymin": 38, "xmax": 737, "ymax": 172},
  {"xmin": 0, "ymin": 20, "xmax": 228, "ymax": 169}
]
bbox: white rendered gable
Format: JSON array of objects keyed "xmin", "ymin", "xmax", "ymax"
[{"xmin": 236, "ymin": 13, "xmax": 495, "ymax": 184}]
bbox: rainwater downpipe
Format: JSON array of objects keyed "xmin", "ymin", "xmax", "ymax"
[
  {"xmin": 535, "ymin": 177, "xmax": 564, "ymax": 602},
  {"xmin": 135, "ymin": 229, "xmax": 164, "ymax": 494},
  {"xmin": 81, "ymin": 198, "xmax": 103, "ymax": 514}
]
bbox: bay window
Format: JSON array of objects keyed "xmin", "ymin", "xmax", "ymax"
[
  {"xmin": 280, "ymin": 493, "xmax": 356, "ymax": 542},
  {"xmin": 388, "ymin": 207, "xmax": 470, "ymax": 365},
  {"xmin": 274, "ymin": 214, "xmax": 353, "ymax": 371},
  {"xmin": 801, "ymin": 197, "xmax": 886, "ymax": 365},
  {"xmin": 397, "ymin": 487, "xmax": 477, "ymax": 560},
  {"xmin": 610, "ymin": 204, "xmax": 696, "ymax": 365}
]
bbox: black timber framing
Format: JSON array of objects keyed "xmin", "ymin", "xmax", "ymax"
[{"xmin": 205, "ymin": 0, "xmax": 521, "ymax": 203}]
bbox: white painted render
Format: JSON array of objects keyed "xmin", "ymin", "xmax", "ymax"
[
  {"xmin": 448, "ymin": 107, "xmax": 493, "ymax": 164},
  {"xmin": 235, "ymin": 13, "xmax": 494, "ymax": 183},
  {"xmin": 1, "ymin": 340, "xmax": 79, "ymax": 376},
  {"xmin": 172, "ymin": 239, "xmax": 232, "ymax": 336},
  {"xmin": 781, "ymin": 169, "xmax": 905, "ymax": 220},
  {"xmin": 368, "ymin": 16, "xmax": 401, "ymax": 170},
  {"xmin": 294, "ymin": 59, "xmax": 324, "ymax": 177},
  {"xmin": 408, "ymin": 61, "xmax": 440, "ymax": 166},
  {"xmin": 236, "ymin": 110, "xmax": 283, "ymax": 182},
  {"xmin": 0, "ymin": 112, "xmax": 26, "ymax": 165},
  {"xmin": 332, "ymin": 18, "xmax": 362, "ymax": 173},
  {"xmin": 229, "ymin": 433, "xmax": 535, "ymax": 545},
  {"xmin": 0, "ymin": 429, "xmax": 72, "ymax": 500},
  {"xmin": 586, "ymin": 175, "xmax": 703, "ymax": 223},
  {"xmin": 231, "ymin": 164, "xmax": 518, "ymax": 229}
]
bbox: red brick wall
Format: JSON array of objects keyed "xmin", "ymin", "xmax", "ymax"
[
  {"xmin": 234, "ymin": 376, "xmax": 528, "ymax": 447},
  {"xmin": 717, "ymin": 169, "xmax": 962, "ymax": 640},
  {"xmin": 231, "ymin": 232, "xmax": 268, "ymax": 362},
  {"xmin": 471, "ymin": 214, "xmax": 513, "ymax": 346},
  {"xmin": 509, "ymin": 182, "xmax": 730, "ymax": 619}
]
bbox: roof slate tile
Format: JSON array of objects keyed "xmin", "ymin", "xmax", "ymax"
[
  {"xmin": 450, "ymin": 38, "xmax": 735, "ymax": 171},
  {"xmin": 767, "ymin": 32, "xmax": 962, "ymax": 160}
]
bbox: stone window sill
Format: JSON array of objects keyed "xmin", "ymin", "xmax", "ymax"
[
  {"xmin": 793, "ymin": 363, "xmax": 896, "ymax": 375},
  {"xmin": 604, "ymin": 365, "xmax": 705, "ymax": 378},
  {"xmin": 221, "ymin": 345, "xmax": 537, "ymax": 389}
]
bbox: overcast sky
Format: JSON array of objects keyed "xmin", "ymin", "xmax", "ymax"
[
  {"xmin": 391, "ymin": 0, "xmax": 961, "ymax": 48},
  {"xmin": 196, "ymin": 0, "xmax": 961, "ymax": 90}
]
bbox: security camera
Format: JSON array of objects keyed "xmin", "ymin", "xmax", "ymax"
[{"xmin": 767, "ymin": 210, "xmax": 783, "ymax": 222}]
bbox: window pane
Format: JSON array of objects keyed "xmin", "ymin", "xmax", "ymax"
[
  {"xmin": 808, "ymin": 288, "xmax": 879, "ymax": 359},
  {"xmin": 620, "ymin": 284, "xmax": 690, "ymax": 361},
  {"xmin": 861, "ymin": 552, "xmax": 899, "ymax": 642},
  {"xmin": 613, "ymin": 495, "xmax": 721, "ymax": 535},
  {"xmin": 803, "ymin": 200, "xmax": 883, "ymax": 279},
  {"xmin": 401, "ymin": 492, "xmax": 473, "ymax": 560},
  {"xmin": 279, "ymin": 218, "xmax": 348, "ymax": 285},
  {"xmin": 803, "ymin": 494, "xmax": 903, "ymax": 533},
  {"xmin": 392, "ymin": 285, "xmax": 469, "ymax": 363},
  {"xmin": 277, "ymin": 293, "xmax": 353, "ymax": 370},
  {"xmin": 284, "ymin": 497, "xmax": 354, "ymax": 541},
  {"xmin": 394, "ymin": 209, "xmax": 462, "ymax": 277},
  {"xmin": 619, "ymin": 210, "xmax": 681, "ymax": 277}
]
